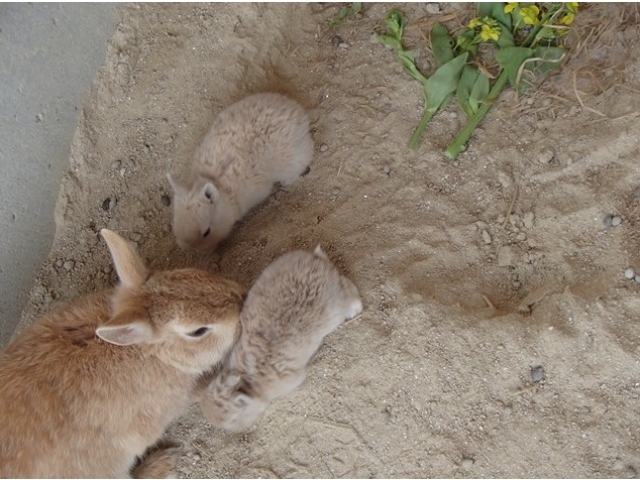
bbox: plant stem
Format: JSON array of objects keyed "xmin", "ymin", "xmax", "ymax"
[
  {"xmin": 409, "ymin": 93, "xmax": 454, "ymax": 150},
  {"xmin": 409, "ymin": 109, "xmax": 437, "ymax": 150},
  {"xmin": 444, "ymin": 70, "xmax": 509, "ymax": 160}
]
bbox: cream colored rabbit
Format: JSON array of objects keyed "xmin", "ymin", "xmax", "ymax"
[
  {"xmin": 0, "ymin": 229, "xmax": 245, "ymax": 478},
  {"xmin": 167, "ymin": 92, "xmax": 314, "ymax": 253},
  {"xmin": 199, "ymin": 246, "xmax": 362, "ymax": 431}
]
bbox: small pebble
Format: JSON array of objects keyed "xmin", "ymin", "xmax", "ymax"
[
  {"xmin": 63, "ymin": 260, "xmax": 75, "ymax": 271},
  {"xmin": 35, "ymin": 113, "xmax": 44, "ymax": 123},
  {"xmin": 603, "ymin": 214, "xmax": 614, "ymax": 227},
  {"xmin": 101, "ymin": 197, "xmax": 116, "ymax": 212},
  {"xmin": 331, "ymin": 35, "xmax": 343, "ymax": 47},
  {"xmin": 161, "ymin": 194, "xmax": 171, "ymax": 207},
  {"xmin": 338, "ymin": 42, "xmax": 349, "ymax": 49},
  {"xmin": 538, "ymin": 148, "xmax": 555, "ymax": 164},
  {"xmin": 542, "ymin": 98, "xmax": 552, "ymax": 107},
  {"xmin": 503, "ymin": 405, "xmax": 513, "ymax": 415},
  {"xmin": 634, "ymin": 274, "xmax": 640, "ymax": 284},
  {"xmin": 625, "ymin": 268, "xmax": 635, "ymax": 279},
  {"xmin": 426, "ymin": 3, "xmax": 441, "ymax": 14},
  {"xmin": 111, "ymin": 160, "xmax": 121, "ymax": 170},
  {"xmin": 56, "ymin": 259, "xmax": 63, "ymax": 267},
  {"xmin": 516, "ymin": 232, "xmax": 526, "ymax": 241},
  {"xmin": 130, "ymin": 232, "xmax": 142, "ymax": 243},
  {"xmin": 461, "ymin": 458, "xmax": 474, "ymax": 470},
  {"xmin": 103, "ymin": 265, "xmax": 113, "ymax": 274},
  {"xmin": 531, "ymin": 365, "xmax": 546, "ymax": 383},
  {"xmin": 523, "ymin": 212, "xmax": 534, "ymax": 229},
  {"xmin": 120, "ymin": 168, "xmax": 126, "ymax": 177},
  {"xmin": 482, "ymin": 230, "xmax": 492, "ymax": 245},
  {"xmin": 604, "ymin": 69, "xmax": 614, "ymax": 78},
  {"xmin": 319, "ymin": 143, "xmax": 328, "ymax": 153},
  {"xmin": 332, "ymin": 187, "xmax": 340, "ymax": 195},
  {"xmin": 612, "ymin": 215, "xmax": 622, "ymax": 226},
  {"xmin": 383, "ymin": 165, "xmax": 391, "ymax": 175}
]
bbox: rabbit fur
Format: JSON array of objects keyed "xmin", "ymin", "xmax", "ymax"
[
  {"xmin": 167, "ymin": 92, "xmax": 314, "ymax": 253},
  {"xmin": 198, "ymin": 246, "xmax": 362, "ymax": 431},
  {"xmin": 0, "ymin": 229, "xmax": 245, "ymax": 478}
]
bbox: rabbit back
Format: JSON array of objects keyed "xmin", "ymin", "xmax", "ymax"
[{"xmin": 192, "ymin": 92, "xmax": 313, "ymax": 210}]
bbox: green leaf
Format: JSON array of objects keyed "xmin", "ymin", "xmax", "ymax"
[
  {"xmin": 386, "ymin": 9, "xmax": 405, "ymax": 40},
  {"xmin": 455, "ymin": 28, "xmax": 478, "ymax": 55},
  {"xmin": 424, "ymin": 52, "xmax": 469, "ymax": 114},
  {"xmin": 476, "ymin": 2, "xmax": 512, "ymax": 29},
  {"xmin": 495, "ymin": 46, "xmax": 534, "ymax": 87},
  {"xmin": 496, "ymin": 21, "xmax": 515, "ymax": 48},
  {"xmin": 457, "ymin": 65, "xmax": 490, "ymax": 117},
  {"xmin": 377, "ymin": 9, "xmax": 428, "ymax": 86},
  {"xmin": 329, "ymin": 2, "xmax": 362, "ymax": 27},
  {"xmin": 431, "ymin": 23, "xmax": 454, "ymax": 66},
  {"xmin": 409, "ymin": 53, "xmax": 467, "ymax": 150},
  {"xmin": 456, "ymin": 65, "xmax": 480, "ymax": 117},
  {"xmin": 377, "ymin": 34, "xmax": 402, "ymax": 51},
  {"xmin": 469, "ymin": 70, "xmax": 490, "ymax": 111},
  {"xmin": 398, "ymin": 50, "xmax": 429, "ymax": 85}
]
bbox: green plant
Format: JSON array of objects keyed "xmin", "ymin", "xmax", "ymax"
[
  {"xmin": 377, "ymin": 2, "xmax": 578, "ymax": 159},
  {"xmin": 329, "ymin": 2, "xmax": 362, "ymax": 28}
]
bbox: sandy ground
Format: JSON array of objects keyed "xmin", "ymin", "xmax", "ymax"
[{"xmin": 14, "ymin": 3, "xmax": 640, "ymax": 478}]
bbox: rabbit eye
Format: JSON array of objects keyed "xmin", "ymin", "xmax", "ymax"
[
  {"xmin": 203, "ymin": 228, "xmax": 211, "ymax": 238},
  {"xmin": 188, "ymin": 327, "xmax": 210, "ymax": 338}
]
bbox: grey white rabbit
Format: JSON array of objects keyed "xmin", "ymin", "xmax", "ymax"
[
  {"xmin": 167, "ymin": 92, "xmax": 314, "ymax": 252},
  {"xmin": 199, "ymin": 246, "xmax": 362, "ymax": 431}
]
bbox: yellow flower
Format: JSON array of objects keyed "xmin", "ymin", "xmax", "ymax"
[
  {"xmin": 468, "ymin": 17, "xmax": 482, "ymax": 28},
  {"xmin": 566, "ymin": 2, "xmax": 579, "ymax": 13},
  {"xmin": 560, "ymin": 12, "xmax": 575, "ymax": 25},
  {"xmin": 504, "ymin": 2, "xmax": 519, "ymax": 14},
  {"xmin": 480, "ymin": 24, "xmax": 501, "ymax": 42},
  {"xmin": 519, "ymin": 5, "xmax": 540, "ymax": 25}
]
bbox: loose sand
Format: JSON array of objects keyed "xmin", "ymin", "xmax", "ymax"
[{"xmin": 15, "ymin": 3, "xmax": 640, "ymax": 478}]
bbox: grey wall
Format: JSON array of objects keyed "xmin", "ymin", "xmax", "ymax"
[{"xmin": 0, "ymin": 3, "xmax": 118, "ymax": 347}]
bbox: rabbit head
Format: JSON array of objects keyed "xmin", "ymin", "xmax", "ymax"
[
  {"xmin": 96, "ymin": 229, "xmax": 245, "ymax": 374},
  {"xmin": 166, "ymin": 174, "xmax": 233, "ymax": 253}
]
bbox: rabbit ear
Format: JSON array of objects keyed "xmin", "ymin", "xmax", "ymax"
[
  {"xmin": 96, "ymin": 311, "xmax": 154, "ymax": 346},
  {"xmin": 202, "ymin": 182, "xmax": 218, "ymax": 203},
  {"xmin": 313, "ymin": 244, "xmax": 328, "ymax": 260},
  {"xmin": 166, "ymin": 173, "xmax": 188, "ymax": 197},
  {"xmin": 101, "ymin": 229, "xmax": 148, "ymax": 288}
]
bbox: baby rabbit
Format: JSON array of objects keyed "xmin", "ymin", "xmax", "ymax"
[
  {"xmin": 198, "ymin": 246, "xmax": 362, "ymax": 431},
  {"xmin": 0, "ymin": 229, "xmax": 245, "ymax": 478},
  {"xmin": 167, "ymin": 92, "xmax": 314, "ymax": 253}
]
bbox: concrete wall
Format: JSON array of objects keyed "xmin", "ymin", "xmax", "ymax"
[{"xmin": 0, "ymin": 3, "xmax": 118, "ymax": 347}]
